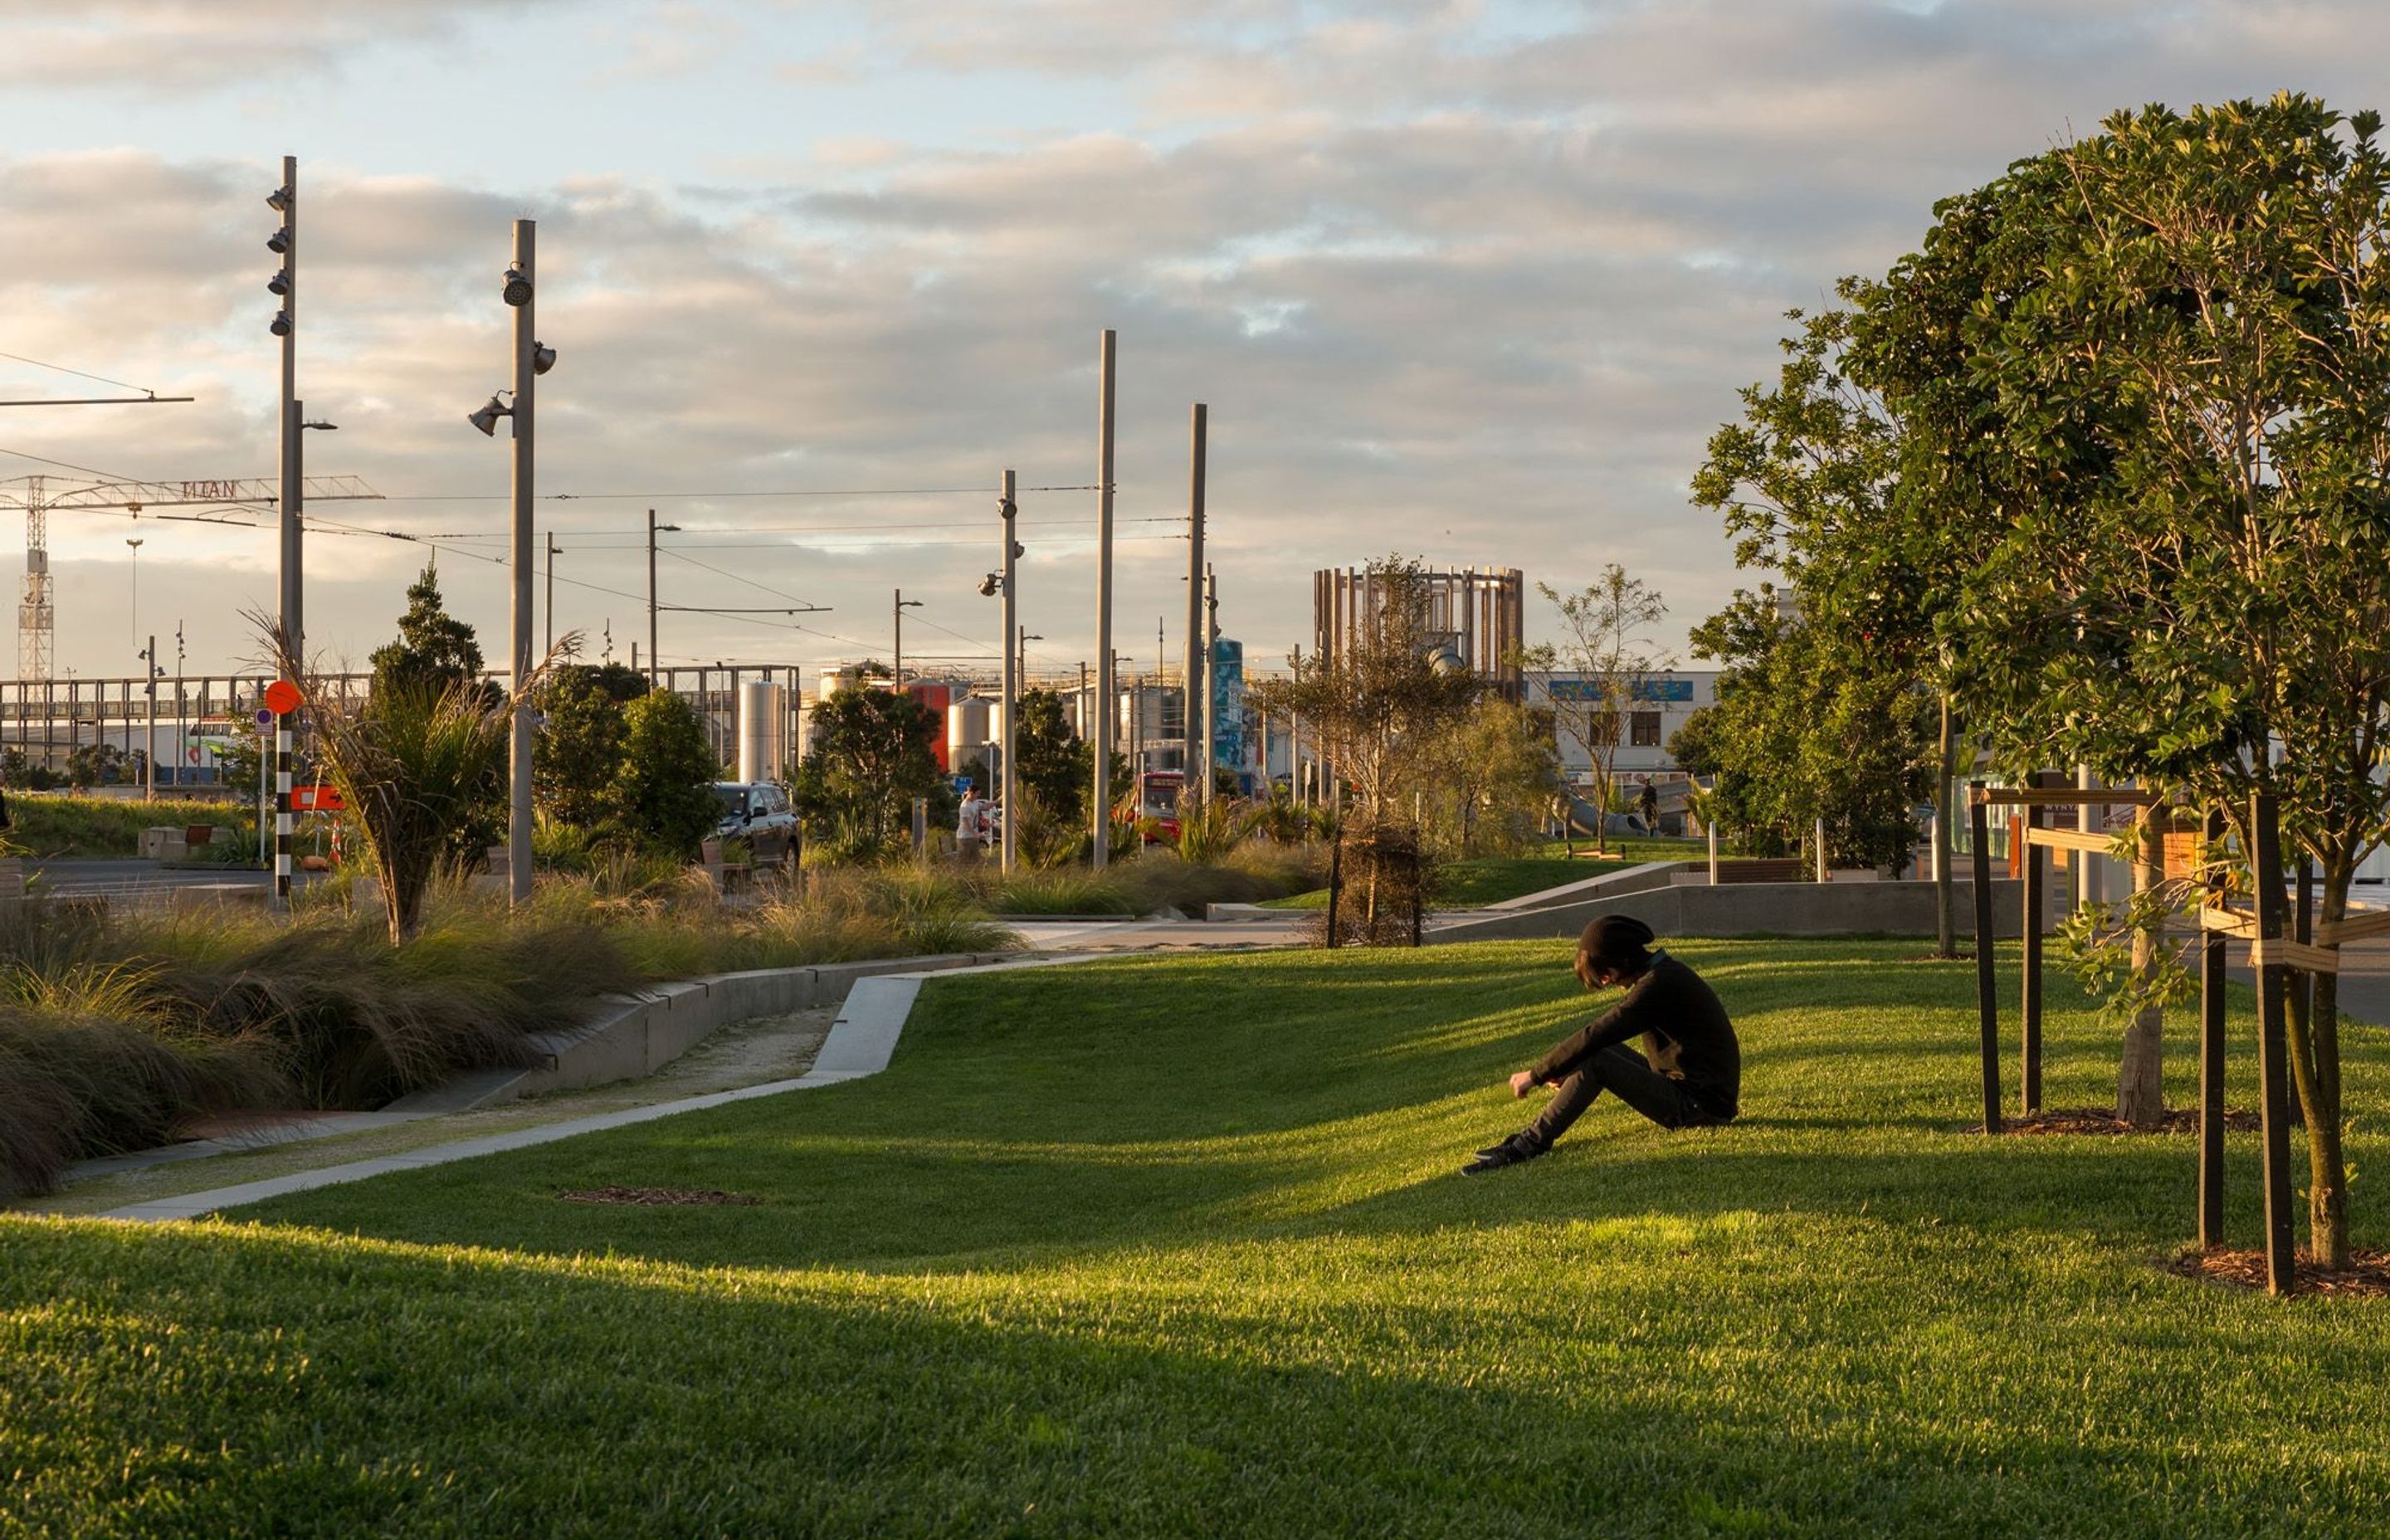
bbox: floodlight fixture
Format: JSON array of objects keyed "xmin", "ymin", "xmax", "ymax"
[
  {"xmin": 266, "ymin": 186, "xmax": 292, "ymax": 212},
  {"xmin": 269, "ymin": 310, "xmax": 292, "ymax": 337},
  {"xmin": 977, "ymin": 573, "xmax": 1002, "ymax": 598},
  {"xmin": 531, "ymin": 342, "xmax": 557, "ymax": 375},
  {"xmin": 466, "ymin": 392, "xmax": 513, "ymax": 436},
  {"xmin": 501, "ymin": 264, "xmax": 533, "ymax": 307},
  {"xmin": 266, "ymin": 229, "xmax": 290, "ymax": 255},
  {"xmin": 267, "ymin": 270, "xmax": 290, "ymax": 296}
]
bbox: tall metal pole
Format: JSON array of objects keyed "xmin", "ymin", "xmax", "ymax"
[
  {"xmin": 646, "ymin": 508, "xmax": 661, "ymax": 690},
  {"xmin": 1092, "ymin": 329, "xmax": 1116, "ymax": 869},
  {"xmin": 999, "ymin": 470, "xmax": 1018, "ymax": 875},
  {"xmin": 507, "ymin": 219, "xmax": 536, "ymax": 905},
  {"xmin": 544, "ymin": 529, "xmax": 557, "ymax": 653},
  {"xmin": 893, "ymin": 588, "xmax": 905, "ymax": 688},
  {"xmin": 144, "ymin": 634, "xmax": 157, "ymax": 803},
  {"xmin": 1201, "ymin": 563, "xmax": 1218, "ymax": 797},
  {"xmin": 277, "ymin": 155, "xmax": 301, "ymax": 664},
  {"xmin": 1183, "ymin": 402, "xmax": 1206, "ymax": 805}
]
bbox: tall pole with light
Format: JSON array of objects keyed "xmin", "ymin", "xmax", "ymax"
[
  {"xmin": 268, "ymin": 158, "xmax": 299, "ymax": 660},
  {"xmin": 1091, "ymin": 330, "xmax": 1118, "ymax": 868},
  {"xmin": 464, "ymin": 221, "xmax": 554, "ymax": 904},
  {"xmin": 1183, "ymin": 402, "xmax": 1206, "ymax": 805},
  {"xmin": 894, "ymin": 588, "xmax": 922, "ymax": 688},
  {"xmin": 999, "ymin": 472, "xmax": 1019, "ymax": 874}
]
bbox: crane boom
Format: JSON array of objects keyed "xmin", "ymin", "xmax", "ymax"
[{"xmin": 0, "ymin": 472, "xmax": 383, "ymax": 682}]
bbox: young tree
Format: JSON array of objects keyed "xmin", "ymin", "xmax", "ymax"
[
  {"xmin": 532, "ymin": 665, "xmax": 632, "ymax": 828},
  {"xmin": 368, "ymin": 563, "xmax": 487, "ymax": 700},
  {"xmin": 790, "ymin": 685, "xmax": 947, "ymax": 854},
  {"xmin": 608, "ymin": 690, "xmax": 723, "ymax": 859},
  {"xmin": 1943, "ymin": 96, "xmax": 2390, "ymax": 1256},
  {"xmin": 1523, "ymin": 568, "xmax": 1672, "ymax": 856},
  {"xmin": 1422, "ymin": 698, "xmax": 1559, "ymax": 856},
  {"xmin": 1247, "ymin": 555, "xmax": 1481, "ymax": 823},
  {"xmin": 1012, "ymin": 688, "xmax": 1090, "ymax": 823},
  {"xmin": 264, "ymin": 615, "xmax": 558, "ymax": 944}
]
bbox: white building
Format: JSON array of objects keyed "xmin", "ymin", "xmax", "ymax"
[{"xmin": 1524, "ymin": 670, "xmax": 1719, "ymax": 784}]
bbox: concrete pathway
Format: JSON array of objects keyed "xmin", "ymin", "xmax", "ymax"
[{"xmin": 99, "ymin": 954, "xmax": 1090, "ymax": 1224}]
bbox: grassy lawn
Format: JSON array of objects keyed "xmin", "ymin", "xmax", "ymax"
[
  {"xmin": 1263, "ymin": 836, "xmax": 1708, "ymax": 909},
  {"xmin": 9, "ymin": 793, "xmax": 255, "ymax": 860},
  {"xmin": 8, "ymin": 938, "xmax": 2390, "ymax": 1536}
]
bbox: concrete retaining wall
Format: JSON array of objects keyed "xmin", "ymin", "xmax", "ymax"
[
  {"xmin": 388, "ymin": 951, "xmax": 1018, "ymax": 1111},
  {"xmin": 1430, "ymin": 879, "xmax": 2028, "ymax": 944}
]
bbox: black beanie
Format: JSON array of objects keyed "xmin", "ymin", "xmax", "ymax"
[{"xmin": 1578, "ymin": 914, "xmax": 1656, "ymax": 972}]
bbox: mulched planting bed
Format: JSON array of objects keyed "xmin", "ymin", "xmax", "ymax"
[
  {"xmin": 2167, "ymin": 1247, "xmax": 2390, "ymax": 1298},
  {"xmin": 2000, "ymin": 1107, "xmax": 2261, "ymax": 1136},
  {"xmin": 555, "ymin": 1186, "xmax": 762, "ymax": 1206}
]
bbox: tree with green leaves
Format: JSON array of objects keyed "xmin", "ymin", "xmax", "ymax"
[
  {"xmin": 1688, "ymin": 308, "xmax": 1941, "ymax": 889},
  {"xmin": 1521, "ymin": 568, "xmax": 1672, "ymax": 856},
  {"xmin": 1012, "ymin": 688, "xmax": 1090, "ymax": 823},
  {"xmin": 791, "ymin": 685, "xmax": 948, "ymax": 858},
  {"xmin": 533, "ymin": 665, "xmax": 634, "ymax": 829},
  {"xmin": 1925, "ymin": 95, "xmax": 2390, "ymax": 1260},
  {"xmin": 368, "ymin": 564, "xmax": 486, "ymax": 700},
  {"xmin": 1421, "ymin": 697, "xmax": 1559, "ymax": 857},
  {"xmin": 608, "ymin": 690, "xmax": 723, "ymax": 859}
]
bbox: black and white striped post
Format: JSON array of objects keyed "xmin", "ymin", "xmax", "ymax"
[
  {"xmin": 265, "ymin": 680, "xmax": 300, "ymax": 911},
  {"xmin": 274, "ymin": 722, "xmax": 292, "ymax": 908}
]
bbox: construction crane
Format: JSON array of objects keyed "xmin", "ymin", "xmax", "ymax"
[{"xmin": 0, "ymin": 473, "xmax": 382, "ymax": 682}]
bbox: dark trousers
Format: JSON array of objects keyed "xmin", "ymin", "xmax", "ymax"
[{"xmin": 1523, "ymin": 1045, "xmax": 1727, "ymax": 1150}]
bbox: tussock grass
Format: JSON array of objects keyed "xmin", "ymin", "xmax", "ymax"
[{"xmin": 7, "ymin": 794, "xmax": 254, "ymax": 860}]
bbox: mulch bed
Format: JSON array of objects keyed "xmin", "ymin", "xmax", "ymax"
[
  {"xmin": 1998, "ymin": 1107, "xmax": 2261, "ymax": 1136},
  {"xmin": 2166, "ymin": 1247, "xmax": 2390, "ymax": 1298},
  {"xmin": 555, "ymin": 1186, "xmax": 762, "ymax": 1206}
]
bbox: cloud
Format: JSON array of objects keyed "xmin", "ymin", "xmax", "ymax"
[
  {"xmin": 0, "ymin": 0, "xmax": 559, "ymax": 93},
  {"xmin": 12, "ymin": 1, "xmax": 2390, "ymax": 680}
]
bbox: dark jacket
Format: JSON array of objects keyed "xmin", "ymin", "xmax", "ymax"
[{"xmin": 1529, "ymin": 950, "xmax": 1739, "ymax": 1119}]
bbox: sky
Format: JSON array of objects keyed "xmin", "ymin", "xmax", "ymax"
[{"xmin": 2, "ymin": 0, "xmax": 2387, "ymax": 690}]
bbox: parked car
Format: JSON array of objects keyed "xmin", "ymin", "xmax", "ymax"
[{"xmin": 711, "ymin": 781, "xmax": 798, "ymax": 865}]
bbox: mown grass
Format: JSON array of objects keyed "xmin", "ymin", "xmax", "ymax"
[{"xmin": 7, "ymin": 938, "xmax": 2390, "ymax": 1536}]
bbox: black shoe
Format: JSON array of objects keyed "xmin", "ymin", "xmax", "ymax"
[{"xmin": 1462, "ymin": 1137, "xmax": 1546, "ymax": 1175}]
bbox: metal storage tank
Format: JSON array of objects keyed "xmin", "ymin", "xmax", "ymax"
[{"xmin": 738, "ymin": 680, "xmax": 788, "ymax": 783}]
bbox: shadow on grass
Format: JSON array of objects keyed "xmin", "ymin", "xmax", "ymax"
[{"xmin": 3, "ymin": 1216, "xmax": 2374, "ymax": 1539}]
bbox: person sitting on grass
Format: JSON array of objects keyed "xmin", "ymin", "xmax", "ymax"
[{"xmin": 1465, "ymin": 914, "xmax": 1740, "ymax": 1174}]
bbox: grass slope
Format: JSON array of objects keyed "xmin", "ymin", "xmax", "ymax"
[{"xmin": 7, "ymin": 939, "xmax": 2390, "ymax": 1537}]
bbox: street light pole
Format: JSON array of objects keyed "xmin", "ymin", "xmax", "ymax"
[
  {"xmin": 1184, "ymin": 402, "xmax": 1206, "ymax": 805},
  {"xmin": 1000, "ymin": 471, "xmax": 1018, "ymax": 874},
  {"xmin": 1202, "ymin": 563, "xmax": 1219, "ymax": 798},
  {"xmin": 1092, "ymin": 328, "xmax": 1116, "ymax": 869},
  {"xmin": 894, "ymin": 588, "xmax": 923, "ymax": 688},
  {"xmin": 646, "ymin": 508, "xmax": 663, "ymax": 690},
  {"xmin": 143, "ymin": 633, "xmax": 156, "ymax": 803},
  {"xmin": 274, "ymin": 155, "xmax": 300, "ymax": 662},
  {"xmin": 545, "ymin": 529, "xmax": 557, "ymax": 653},
  {"xmin": 507, "ymin": 218, "xmax": 536, "ymax": 905}
]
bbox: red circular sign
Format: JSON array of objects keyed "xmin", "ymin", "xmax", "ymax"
[{"xmin": 263, "ymin": 680, "xmax": 303, "ymax": 715}]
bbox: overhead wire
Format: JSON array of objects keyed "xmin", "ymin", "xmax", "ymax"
[{"xmin": 0, "ymin": 353, "xmax": 162, "ymax": 397}]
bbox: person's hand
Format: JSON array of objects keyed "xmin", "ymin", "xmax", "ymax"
[{"xmin": 1509, "ymin": 1070, "xmax": 1537, "ymax": 1099}]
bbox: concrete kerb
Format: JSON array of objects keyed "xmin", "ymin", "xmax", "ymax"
[
  {"xmin": 1476, "ymin": 860, "xmax": 1686, "ymax": 913},
  {"xmin": 100, "ymin": 951, "xmax": 1105, "ymax": 1223}
]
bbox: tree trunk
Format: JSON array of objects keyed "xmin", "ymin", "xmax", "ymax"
[
  {"xmin": 2117, "ymin": 803, "xmax": 2166, "ymax": 1128},
  {"xmin": 1933, "ymin": 695, "xmax": 1958, "ymax": 959},
  {"xmin": 2287, "ymin": 856, "xmax": 2351, "ymax": 1266}
]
